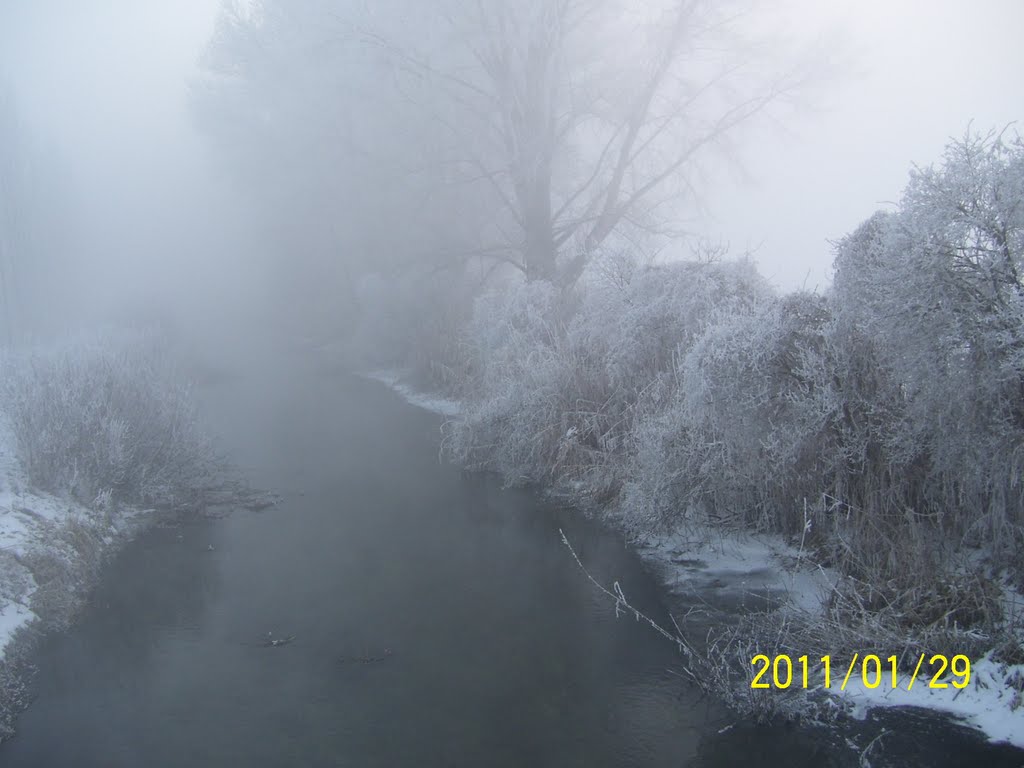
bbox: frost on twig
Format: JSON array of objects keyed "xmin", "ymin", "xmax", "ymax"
[{"xmin": 559, "ymin": 528, "xmax": 696, "ymax": 664}]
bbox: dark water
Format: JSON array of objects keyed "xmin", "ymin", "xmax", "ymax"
[{"xmin": 1, "ymin": 353, "xmax": 1021, "ymax": 767}]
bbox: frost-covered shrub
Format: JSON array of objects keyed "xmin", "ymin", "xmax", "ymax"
[
  {"xmin": 447, "ymin": 257, "xmax": 776, "ymax": 504},
  {"xmin": 622, "ymin": 291, "xmax": 829, "ymax": 533},
  {"xmin": 467, "ymin": 279, "xmax": 567, "ymax": 393},
  {"xmin": 820, "ymin": 213, "xmax": 932, "ymax": 590},
  {"xmin": 579, "ymin": 257, "xmax": 773, "ymax": 394},
  {"xmin": 1, "ymin": 331, "xmax": 218, "ymax": 508},
  {"xmin": 796, "ymin": 130, "xmax": 1024, "ymax": 634},
  {"xmin": 444, "ymin": 279, "xmax": 579, "ymax": 484},
  {"xmin": 830, "ymin": 131, "xmax": 1024, "ymax": 562}
]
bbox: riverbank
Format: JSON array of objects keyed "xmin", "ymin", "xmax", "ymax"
[
  {"xmin": 369, "ymin": 368, "xmax": 1024, "ymax": 751},
  {"xmin": 0, "ymin": 415, "xmax": 153, "ymax": 739},
  {"xmin": 0, "ymin": 332, "xmax": 266, "ymax": 743},
  {"xmin": 636, "ymin": 527, "xmax": 1024, "ymax": 749}
]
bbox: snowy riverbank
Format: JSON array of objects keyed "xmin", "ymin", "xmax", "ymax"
[
  {"xmin": 0, "ymin": 417, "xmax": 131, "ymax": 649},
  {"xmin": 0, "ymin": 415, "xmax": 153, "ymax": 737},
  {"xmin": 636, "ymin": 528, "xmax": 1024, "ymax": 749},
  {"xmin": 369, "ymin": 369, "xmax": 1024, "ymax": 750}
]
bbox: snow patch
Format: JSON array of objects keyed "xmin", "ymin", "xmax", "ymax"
[
  {"xmin": 0, "ymin": 413, "xmax": 141, "ymax": 662},
  {"xmin": 362, "ymin": 369, "xmax": 462, "ymax": 417},
  {"xmin": 636, "ymin": 527, "xmax": 835, "ymax": 614},
  {"xmin": 637, "ymin": 525, "xmax": 1024, "ymax": 748},
  {"xmin": 841, "ymin": 653, "xmax": 1024, "ymax": 748},
  {"xmin": 0, "ymin": 416, "xmax": 42, "ymax": 655},
  {"xmin": 0, "ymin": 603, "xmax": 33, "ymax": 650}
]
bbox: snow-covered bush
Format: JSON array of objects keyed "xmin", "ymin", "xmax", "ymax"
[
  {"xmin": 624, "ymin": 291, "xmax": 833, "ymax": 534},
  {"xmin": 444, "ymin": 279, "xmax": 579, "ymax": 484},
  {"xmin": 446, "ymin": 257, "xmax": 776, "ymax": 505},
  {"xmin": 782, "ymin": 130, "xmax": 1024, "ymax": 645},
  {"xmin": 1, "ymin": 331, "xmax": 219, "ymax": 508},
  {"xmin": 435, "ymin": 130, "xmax": 1024, "ymax": 684},
  {"xmin": 579, "ymin": 257, "xmax": 773, "ymax": 395},
  {"xmin": 830, "ymin": 130, "xmax": 1024, "ymax": 568}
]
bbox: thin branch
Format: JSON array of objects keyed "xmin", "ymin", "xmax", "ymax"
[{"xmin": 559, "ymin": 528, "xmax": 695, "ymax": 656}]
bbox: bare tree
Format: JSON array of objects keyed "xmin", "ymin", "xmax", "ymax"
[
  {"xmin": 358, "ymin": 0, "xmax": 813, "ymax": 285},
  {"xmin": 197, "ymin": 1, "xmax": 817, "ymax": 291}
]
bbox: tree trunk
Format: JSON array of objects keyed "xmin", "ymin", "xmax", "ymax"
[{"xmin": 520, "ymin": 174, "xmax": 556, "ymax": 282}]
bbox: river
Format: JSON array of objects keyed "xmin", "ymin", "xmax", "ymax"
[{"xmin": 0, "ymin": 350, "xmax": 1020, "ymax": 767}]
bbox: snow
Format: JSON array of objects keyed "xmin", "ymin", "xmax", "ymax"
[
  {"xmin": 636, "ymin": 527, "xmax": 835, "ymax": 615},
  {"xmin": 0, "ymin": 603, "xmax": 33, "ymax": 649},
  {"xmin": 637, "ymin": 526, "xmax": 1024, "ymax": 748},
  {"xmin": 0, "ymin": 508, "xmax": 31, "ymax": 557},
  {"xmin": 0, "ymin": 494, "xmax": 70, "ymax": 557},
  {"xmin": 362, "ymin": 369, "xmax": 462, "ymax": 417},
  {"xmin": 0, "ymin": 414, "xmax": 134, "ymax": 661},
  {"xmin": 0, "ymin": 417, "xmax": 43, "ymax": 656},
  {"xmin": 841, "ymin": 653, "xmax": 1024, "ymax": 748}
]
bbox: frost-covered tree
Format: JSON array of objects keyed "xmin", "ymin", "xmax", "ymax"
[{"xmin": 831, "ymin": 129, "xmax": 1024, "ymax": 553}]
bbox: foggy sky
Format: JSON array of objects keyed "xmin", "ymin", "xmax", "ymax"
[
  {"xmin": 699, "ymin": 0, "xmax": 1024, "ymax": 290},
  {"xmin": 1, "ymin": 0, "xmax": 1022, "ymax": 303}
]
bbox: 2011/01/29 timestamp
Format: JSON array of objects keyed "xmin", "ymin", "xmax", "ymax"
[{"xmin": 750, "ymin": 653, "xmax": 971, "ymax": 691}]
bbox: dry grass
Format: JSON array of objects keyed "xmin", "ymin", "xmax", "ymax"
[{"xmin": 1, "ymin": 331, "xmax": 221, "ymax": 509}]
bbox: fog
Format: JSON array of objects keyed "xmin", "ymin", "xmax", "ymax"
[
  {"xmin": 2, "ymin": 0, "xmax": 1020, "ymax": 339},
  {"xmin": 0, "ymin": 0, "xmax": 243, "ymax": 341},
  {"xmin": 2, "ymin": 3, "xmax": 1024, "ymax": 761}
]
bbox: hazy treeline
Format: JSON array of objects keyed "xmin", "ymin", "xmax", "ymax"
[{"xmin": 0, "ymin": 87, "xmax": 224, "ymax": 513}]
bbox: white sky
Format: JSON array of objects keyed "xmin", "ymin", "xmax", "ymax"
[{"xmin": 1, "ymin": 0, "xmax": 1022, "ymax": 293}]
